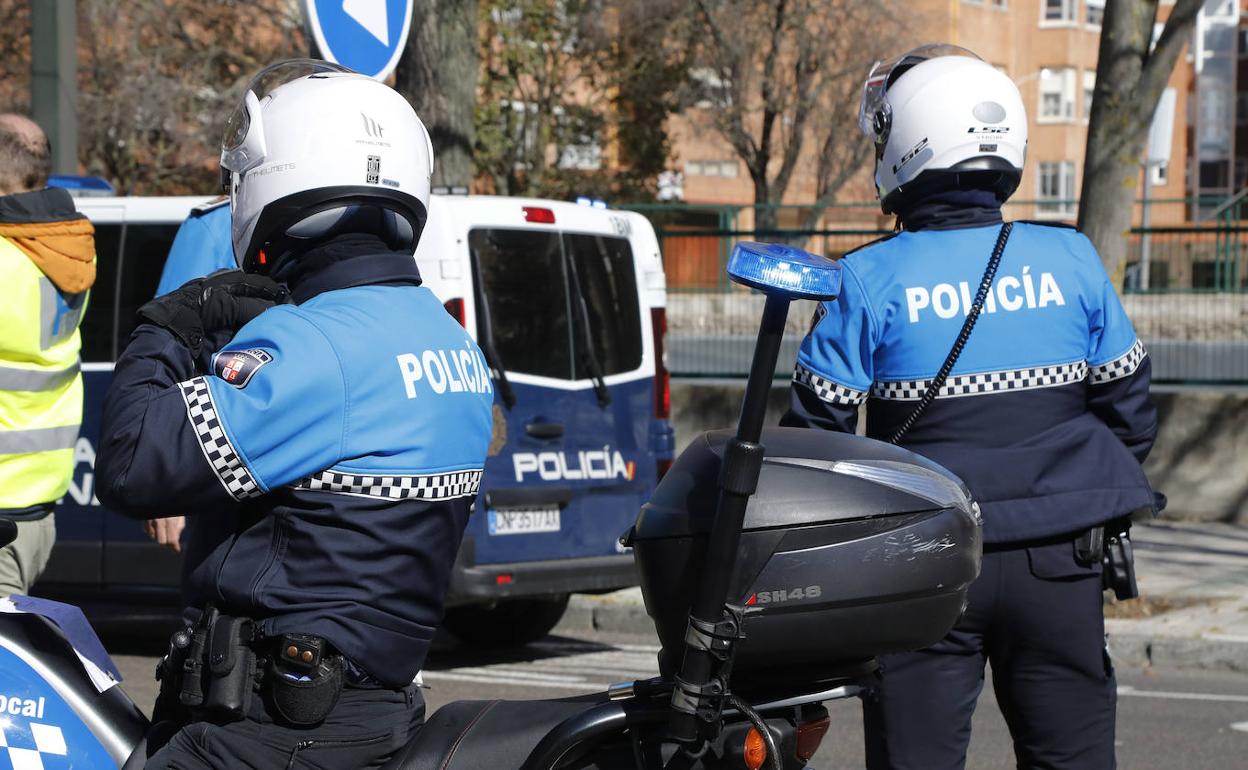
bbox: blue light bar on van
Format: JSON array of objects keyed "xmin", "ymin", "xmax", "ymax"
[
  {"xmin": 727, "ymin": 242, "xmax": 842, "ymax": 301},
  {"xmin": 575, "ymin": 196, "xmax": 608, "ymax": 209},
  {"xmin": 47, "ymin": 175, "xmax": 115, "ymax": 197}
]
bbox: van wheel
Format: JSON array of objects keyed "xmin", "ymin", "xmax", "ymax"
[{"xmin": 444, "ymin": 594, "xmax": 571, "ymax": 647}]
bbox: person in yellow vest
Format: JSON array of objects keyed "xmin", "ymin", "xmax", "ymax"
[{"xmin": 0, "ymin": 114, "xmax": 95, "ymax": 596}]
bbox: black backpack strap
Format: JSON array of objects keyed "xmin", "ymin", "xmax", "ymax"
[{"xmin": 889, "ymin": 222, "xmax": 1014, "ymax": 444}]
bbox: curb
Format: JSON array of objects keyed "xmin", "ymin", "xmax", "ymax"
[
  {"xmin": 1107, "ymin": 631, "xmax": 1248, "ymax": 674},
  {"xmin": 555, "ymin": 594, "xmax": 655, "ymax": 638},
  {"xmin": 558, "ymin": 593, "xmax": 1248, "ymax": 675}
]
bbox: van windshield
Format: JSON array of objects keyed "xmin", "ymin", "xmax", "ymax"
[{"xmin": 469, "ymin": 228, "xmax": 642, "ymax": 381}]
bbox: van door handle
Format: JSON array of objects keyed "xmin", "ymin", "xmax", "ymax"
[{"xmin": 525, "ymin": 421, "xmax": 564, "ymax": 439}]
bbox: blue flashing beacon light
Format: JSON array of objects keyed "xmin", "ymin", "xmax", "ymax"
[{"xmin": 727, "ymin": 241, "xmax": 842, "ymax": 301}]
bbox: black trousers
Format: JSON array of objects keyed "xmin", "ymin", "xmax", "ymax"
[
  {"xmin": 863, "ymin": 538, "xmax": 1116, "ymax": 770},
  {"xmin": 145, "ymin": 682, "xmax": 424, "ymax": 769}
]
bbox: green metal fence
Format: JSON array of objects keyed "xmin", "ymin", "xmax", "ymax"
[{"xmin": 620, "ymin": 200, "xmax": 1248, "ymax": 384}]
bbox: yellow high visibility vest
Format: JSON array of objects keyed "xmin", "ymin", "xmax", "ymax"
[{"xmin": 0, "ymin": 235, "xmax": 89, "ymax": 511}]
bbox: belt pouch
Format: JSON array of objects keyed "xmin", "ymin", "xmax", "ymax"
[
  {"xmin": 201, "ymin": 615, "xmax": 257, "ymax": 721},
  {"xmin": 267, "ymin": 654, "xmax": 344, "ymax": 727},
  {"xmin": 178, "ymin": 607, "xmax": 217, "ymax": 708}
]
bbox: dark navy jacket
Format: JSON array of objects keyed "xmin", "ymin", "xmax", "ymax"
[
  {"xmin": 98, "ymin": 242, "xmax": 494, "ymax": 687},
  {"xmin": 782, "ymin": 204, "xmax": 1157, "ymax": 544}
]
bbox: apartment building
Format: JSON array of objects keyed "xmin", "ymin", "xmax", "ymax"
[{"xmin": 669, "ymin": 0, "xmax": 1244, "ymax": 227}]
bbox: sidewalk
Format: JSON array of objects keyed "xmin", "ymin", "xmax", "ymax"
[
  {"xmin": 1105, "ymin": 520, "xmax": 1248, "ymax": 672},
  {"xmin": 559, "ymin": 521, "xmax": 1248, "ymax": 673}
]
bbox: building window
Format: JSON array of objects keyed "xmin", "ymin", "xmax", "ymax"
[
  {"xmin": 559, "ymin": 143, "xmax": 602, "ymax": 171},
  {"xmin": 690, "ymin": 67, "xmax": 730, "ymax": 110},
  {"xmin": 1086, "ymin": 0, "xmax": 1105, "ymax": 27},
  {"xmin": 1083, "ymin": 71, "xmax": 1096, "ymax": 120},
  {"xmin": 1043, "ymin": 0, "xmax": 1075, "ymax": 23},
  {"xmin": 992, "ymin": 0, "xmax": 1008, "ymax": 7},
  {"xmin": 1150, "ymin": 161, "xmax": 1169, "ymax": 187},
  {"xmin": 1039, "ymin": 68, "xmax": 1077, "ymax": 121},
  {"xmin": 1037, "ymin": 161, "xmax": 1076, "ymax": 215},
  {"xmin": 685, "ymin": 159, "xmax": 740, "ymax": 178}
]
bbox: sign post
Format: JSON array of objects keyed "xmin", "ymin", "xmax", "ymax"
[{"xmin": 302, "ymin": 0, "xmax": 414, "ymax": 82}]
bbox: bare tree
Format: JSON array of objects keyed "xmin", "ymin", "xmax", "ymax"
[
  {"xmin": 1, "ymin": 0, "xmax": 307, "ymax": 192},
  {"xmin": 688, "ymin": 0, "xmax": 896, "ymax": 232},
  {"xmin": 474, "ymin": 0, "xmax": 600, "ymax": 197},
  {"xmin": 580, "ymin": 0, "xmax": 696, "ymax": 200},
  {"xmin": 74, "ymin": 0, "xmax": 306, "ymax": 194},
  {"xmin": 396, "ymin": 0, "xmax": 480, "ymax": 190},
  {"xmin": 1079, "ymin": 0, "xmax": 1204, "ymax": 276}
]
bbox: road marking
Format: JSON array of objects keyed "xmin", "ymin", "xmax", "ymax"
[
  {"xmin": 1231, "ymin": 722, "xmax": 1248, "ymax": 733},
  {"xmin": 1118, "ymin": 686, "xmax": 1248, "ymax": 704},
  {"xmin": 425, "ymin": 640, "xmax": 661, "ymax": 693},
  {"xmin": 422, "ymin": 671, "xmax": 603, "ymax": 691}
]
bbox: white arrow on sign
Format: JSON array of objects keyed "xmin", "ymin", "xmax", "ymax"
[{"xmin": 342, "ymin": 0, "xmax": 389, "ymax": 45}]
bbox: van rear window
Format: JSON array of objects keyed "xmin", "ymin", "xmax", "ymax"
[
  {"xmin": 564, "ymin": 234, "xmax": 642, "ymax": 379},
  {"xmin": 469, "ymin": 229, "xmax": 642, "ymax": 381}
]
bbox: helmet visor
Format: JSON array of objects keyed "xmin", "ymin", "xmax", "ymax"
[
  {"xmin": 222, "ymin": 58, "xmax": 354, "ymax": 154},
  {"xmin": 858, "ymin": 44, "xmax": 982, "ymax": 140}
]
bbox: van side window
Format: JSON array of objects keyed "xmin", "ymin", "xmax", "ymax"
[
  {"xmin": 565, "ymin": 234, "xmax": 642, "ymax": 378},
  {"xmin": 115, "ymin": 224, "xmax": 180, "ymax": 356},
  {"xmin": 470, "ymin": 228, "xmax": 574, "ymax": 379},
  {"xmin": 470, "ymin": 228, "xmax": 644, "ymax": 382},
  {"xmin": 80, "ymin": 223, "xmax": 122, "ymax": 363}
]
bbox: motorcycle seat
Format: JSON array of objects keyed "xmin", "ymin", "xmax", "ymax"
[{"xmin": 382, "ymin": 693, "xmax": 609, "ymax": 770}]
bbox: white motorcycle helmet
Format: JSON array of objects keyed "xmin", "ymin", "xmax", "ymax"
[
  {"xmin": 220, "ymin": 59, "xmax": 435, "ymax": 272},
  {"xmin": 859, "ymin": 44, "xmax": 1027, "ymax": 215}
]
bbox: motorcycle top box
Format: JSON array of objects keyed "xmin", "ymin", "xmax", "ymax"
[{"xmin": 629, "ymin": 427, "xmax": 982, "ymax": 691}]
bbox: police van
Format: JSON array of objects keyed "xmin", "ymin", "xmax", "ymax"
[{"xmin": 44, "ymin": 193, "xmax": 673, "ymax": 645}]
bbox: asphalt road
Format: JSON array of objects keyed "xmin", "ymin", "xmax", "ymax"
[{"xmin": 108, "ymin": 628, "xmax": 1248, "ymax": 769}]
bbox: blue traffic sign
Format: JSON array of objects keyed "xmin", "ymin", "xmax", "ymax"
[{"xmin": 303, "ymin": 0, "xmax": 413, "ymax": 81}]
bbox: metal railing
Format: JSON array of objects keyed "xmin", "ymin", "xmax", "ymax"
[{"xmin": 622, "ymin": 199, "xmax": 1248, "ymax": 385}]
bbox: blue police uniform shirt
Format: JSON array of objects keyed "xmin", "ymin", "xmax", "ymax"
[
  {"xmin": 98, "ymin": 246, "xmax": 493, "ymax": 686},
  {"xmin": 784, "ymin": 221, "xmax": 1158, "ymax": 544},
  {"xmin": 155, "ymin": 199, "xmax": 235, "ymax": 296}
]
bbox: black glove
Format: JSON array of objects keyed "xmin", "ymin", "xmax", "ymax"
[{"xmin": 137, "ymin": 270, "xmax": 289, "ymax": 356}]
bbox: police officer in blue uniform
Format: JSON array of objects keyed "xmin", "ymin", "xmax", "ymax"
[
  {"xmin": 155, "ymin": 196, "xmax": 234, "ymax": 297},
  {"xmin": 97, "ymin": 60, "xmax": 493, "ymax": 768},
  {"xmin": 783, "ymin": 46, "xmax": 1158, "ymax": 769}
]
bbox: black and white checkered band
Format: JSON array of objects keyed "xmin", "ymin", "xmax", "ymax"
[
  {"xmin": 1089, "ymin": 340, "xmax": 1147, "ymax": 385},
  {"xmin": 793, "ymin": 362, "xmax": 868, "ymax": 406},
  {"xmin": 179, "ymin": 377, "xmax": 262, "ymax": 500},
  {"xmin": 295, "ymin": 468, "xmax": 484, "ymax": 501},
  {"xmin": 872, "ymin": 360, "xmax": 1089, "ymax": 401}
]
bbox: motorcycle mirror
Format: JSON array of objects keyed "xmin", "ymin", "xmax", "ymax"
[
  {"xmin": 727, "ymin": 242, "xmax": 842, "ymax": 301},
  {"xmin": 0, "ymin": 519, "xmax": 15, "ymax": 549}
]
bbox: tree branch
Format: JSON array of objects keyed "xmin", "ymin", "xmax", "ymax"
[{"xmin": 1136, "ymin": 0, "xmax": 1203, "ymax": 123}]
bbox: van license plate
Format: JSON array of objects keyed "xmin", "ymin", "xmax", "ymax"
[{"xmin": 488, "ymin": 506, "xmax": 561, "ymax": 535}]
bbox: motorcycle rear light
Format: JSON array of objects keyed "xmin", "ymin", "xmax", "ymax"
[
  {"xmin": 743, "ymin": 727, "xmax": 767, "ymax": 770},
  {"xmin": 443, "ymin": 298, "xmax": 466, "ymax": 327},
  {"xmin": 495, "ymin": 574, "xmax": 513, "ymax": 585},
  {"xmin": 795, "ymin": 715, "xmax": 831, "ymax": 762},
  {"xmin": 523, "ymin": 206, "xmax": 556, "ymax": 224}
]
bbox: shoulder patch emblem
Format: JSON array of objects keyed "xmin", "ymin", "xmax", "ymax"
[{"xmin": 213, "ymin": 348, "xmax": 273, "ymax": 388}]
